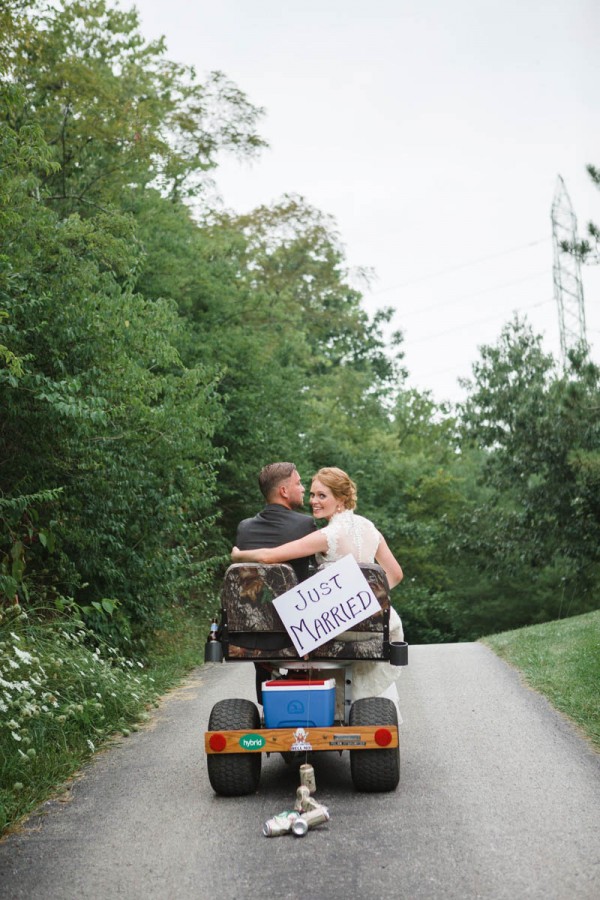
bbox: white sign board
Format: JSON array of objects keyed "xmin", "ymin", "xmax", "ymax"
[{"xmin": 272, "ymin": 554, "xmax": 380, "ymax": 656}]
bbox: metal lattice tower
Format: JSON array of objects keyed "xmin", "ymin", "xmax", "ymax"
[{"xmin": 552, "ymin": 175, "xmax": 587, "ymax": 361}]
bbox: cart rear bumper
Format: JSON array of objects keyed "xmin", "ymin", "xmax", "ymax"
[{"xmin": 205, "ymin": 725, "xmax": 398, "ymax": 755}]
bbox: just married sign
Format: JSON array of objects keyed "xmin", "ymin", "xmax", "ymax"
[{"xmin": 272, "ymin": 554, "xmax": 380, "ymax": 656}]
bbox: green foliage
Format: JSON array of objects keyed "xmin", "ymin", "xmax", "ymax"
[
  {"xmin": 0, "ymin": 599, "xmax": 211, "ymax": 835},
  {"xmin": 7, "ymin": 0, "xmax": 265, "ymax": 210},
  {"xmin": 153, "ymin": 194, "xmax": 406, "ymax": 540},
  {"xmin": 0, "ymin": 489, "xmax": 63, "ymax": 603},
  {"xmin": 0, "ymin": 47, "xmax": 224, "ymax": 643},
  {"xmin": 457, "ymin": 318, "xmax": 600, "ymax": 632}
]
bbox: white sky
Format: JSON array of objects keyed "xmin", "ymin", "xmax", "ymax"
[{"xmin": 130, "ymin": 0, "xmax": 599, "ymax": 404}]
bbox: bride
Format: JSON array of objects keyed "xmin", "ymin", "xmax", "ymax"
[{"xmin": 231, "ymin": 466, "xmax": 405, "ymax": 712}]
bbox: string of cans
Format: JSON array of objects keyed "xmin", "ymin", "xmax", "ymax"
[{"xmin": 263, "ymin": 764, "xmax": 330, "ymax": 837}]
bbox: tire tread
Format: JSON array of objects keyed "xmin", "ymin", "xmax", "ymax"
[
  {"xmin": 349, "ymin": 697, "xmax": 400, "ymax": 792},
  {"xmin": 207, "ymin": 699, "xmax": 261, "ymax": 796}
]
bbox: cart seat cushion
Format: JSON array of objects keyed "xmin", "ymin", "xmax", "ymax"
[{"xmin": 221, "ymin": 562, "xmax": 390, "ymax": 661}]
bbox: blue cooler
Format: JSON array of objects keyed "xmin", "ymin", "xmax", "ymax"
[{"xmin": 262, "ymin": 679, "xmax": 336, "ymax": 728}]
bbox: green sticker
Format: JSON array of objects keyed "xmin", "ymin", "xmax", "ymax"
[{"xmin": 239, "ymin": 733, "xmax": 266, "ymax": 750}]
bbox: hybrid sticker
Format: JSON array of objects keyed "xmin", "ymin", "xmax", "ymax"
[{"xmin": 239, "ymin": 733, "xmax": 266, "ymax": 751}]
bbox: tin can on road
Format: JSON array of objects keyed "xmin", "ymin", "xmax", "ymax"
[
  {"xmin": 292, "ymin": 804, "xmax": 330, "ymax": 836},
  {"xmin": 262, "ymin": 810, "xmax": 300, "ymax": 837}
]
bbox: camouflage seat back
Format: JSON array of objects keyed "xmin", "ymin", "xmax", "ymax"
[
  {"xmin": 222, "ymin": 563, "xmax": 299, "ymax": 633},
  {"xmin": 221, "ymin": 562, "xmax": 390, "ymax": 661}
]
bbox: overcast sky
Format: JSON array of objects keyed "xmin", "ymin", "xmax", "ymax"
[{"xmin": 131, "ymin": 0, "xmax": 599, "ymax": 404}]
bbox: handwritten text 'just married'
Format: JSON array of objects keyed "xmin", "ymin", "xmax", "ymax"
[{"xmin": 273, "ymin": 555, "xmax": 379, "ymax": 655}]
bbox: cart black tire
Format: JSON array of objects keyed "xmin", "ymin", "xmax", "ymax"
[
  {"xmin": 349, "ymin": 697, "xmax": 400, "ymax": 792},
  {"xmin": 207, "ymin": 699, "xmax": 262, "ymax": 796}
]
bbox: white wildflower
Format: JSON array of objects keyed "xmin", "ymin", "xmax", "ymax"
[
  {"xmin": 11, "ymin": 731, "xmax": 22, "ymax": 741},
  {"xmin": 14, "ymin": 647, "xmax": 33, "ymax": 664},
  {"xmin": 86, "ymin": 739, "xmax": 95, "ymax": 752}
]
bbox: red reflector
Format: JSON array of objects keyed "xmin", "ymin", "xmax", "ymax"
[
  {"xmin": 374, "ymin": 728, "xmax": 392, "ymax": 747},
  {"xmin": 209, "ymin": 733, "xmax": 227, "ymax": 752}
]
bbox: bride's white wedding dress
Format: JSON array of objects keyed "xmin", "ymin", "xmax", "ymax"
[{"xmin": 316, "ymin": 509, "xmax": 404, "ymax": 717}]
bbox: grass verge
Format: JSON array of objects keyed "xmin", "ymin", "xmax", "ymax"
[
  {"xmin": 481, "ymin": 609, "xmax": 600, "ymax": 750},
  {"xmin": 0, "ymin": 602, "xmax": 215, "ymax": 836}
]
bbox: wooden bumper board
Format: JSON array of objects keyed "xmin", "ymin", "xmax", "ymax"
[{"xmin": 205, "ymin": 725, "xmax": 398, "ymax": 754}]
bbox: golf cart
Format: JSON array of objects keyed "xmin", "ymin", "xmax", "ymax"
[{"xmin": 204, "ymin": 562, "xmax": 408, "ymax": 795}]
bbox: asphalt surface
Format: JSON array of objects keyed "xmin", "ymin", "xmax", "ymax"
[{"xmin": 0, "ymin": 643, "xmax": 598, "ymax": 900}]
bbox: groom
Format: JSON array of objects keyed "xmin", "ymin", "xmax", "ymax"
[
  {"xmin": 235, "ymin": 461, "xmax": 316, "ymax": 702},
  {"xmin": 235, "ymin": 461, "xmax": 316, "ymax": 581}
]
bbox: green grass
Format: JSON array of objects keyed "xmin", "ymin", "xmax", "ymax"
[
  {"xmin": 0, "ymin": 602, "xmax": 214, "ymax": 836},
  {"xmin": 482, "ymin": 610, "xmax": 600, "ymax": 749}
]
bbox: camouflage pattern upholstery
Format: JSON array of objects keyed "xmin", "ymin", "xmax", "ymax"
[{"xmin": 221, "ymin": 562, "xmax": 391, "ymax": 661}]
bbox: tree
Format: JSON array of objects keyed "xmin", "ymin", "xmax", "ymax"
[
  {"xmin": 6, "ymin": 0, "xmax": 266, "ymax": 211},
  {"xmin": 140, "ymin": 193, "xmax": 406, "ymax": 540},
  {"xmin": 457, "ymin": 317, "xmax": 600, "ymax": 632},
  {"xmin": 0, "ymin": 76, "xmax": 224, "ymax": 643}
]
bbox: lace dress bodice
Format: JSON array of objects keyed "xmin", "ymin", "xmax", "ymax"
[{"xmin": 316, "ymin": 510, "xmax": 381, "ymax": 566}]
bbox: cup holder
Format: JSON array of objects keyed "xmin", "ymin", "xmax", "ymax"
[{"xmin": 389, "ymin": 640, "xmax": 408, "ymax": 666}]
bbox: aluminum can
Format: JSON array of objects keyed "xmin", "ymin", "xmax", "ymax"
[
  {"xmin": 299, "ymin": 763, "xmax": 316, "ymax": 793},
  {"xmin": 291, "ymin": 817, "xmax": 309, "ymax": 836},
  {"xmin": 292, "ymin": 804, "xmax": 330, "ymax": 836},
  {"xmin": 294, "ymin": 785, "xmax": 311, "ymax": 811},
  {"xmin": 262, "ymin": 810, "xmax": 299, "ymax": 837}
]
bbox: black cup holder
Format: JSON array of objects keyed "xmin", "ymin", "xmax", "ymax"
[
  {"xmin": 204, "ymin": 640, "xmax": 223, "ymax": 663},
  {"xmin": 389, "ymin": 640, "xmax": 408, "ymax": 666}
]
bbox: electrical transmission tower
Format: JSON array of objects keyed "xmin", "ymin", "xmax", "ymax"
[{"xmin": 551, "ymin": 175, "xmax": 587, "ymax": 362}]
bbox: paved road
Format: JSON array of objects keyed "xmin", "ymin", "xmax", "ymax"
[{"xmin": 0, "ymin": 644, "xmax": 598, "ymax": 900}]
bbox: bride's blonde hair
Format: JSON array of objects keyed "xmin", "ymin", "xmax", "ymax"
[{"xmin": 313, "ymin": 467, "xmax": 357, "ymax": 510}]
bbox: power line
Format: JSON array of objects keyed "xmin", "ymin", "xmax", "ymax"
[
  {"xmin": 406, "ymin": 297, "xmax": 554, "ymax": 345},
  {"xmin": 396, "ymin": 271, "xmax": 548, "ymax": 320},
  {"xmin": 372, "ymin": 236, "xmax": 551, "ymax": 295},
  {"xmin": 415, "ymin": 360, "xmax": 471, "ymax": 379}
]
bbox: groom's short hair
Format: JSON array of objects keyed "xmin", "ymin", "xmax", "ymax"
[{"xmin": 258, "ymin": 462, "xmax": 297, "ymax": 501}]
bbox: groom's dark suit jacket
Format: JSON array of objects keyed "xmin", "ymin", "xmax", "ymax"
[{"xmin": 235, "ymin": 503, "xmax": 317, "ymax": 583}]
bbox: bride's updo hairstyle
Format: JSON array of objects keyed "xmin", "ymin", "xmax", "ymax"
[{"xmin": 314, "ymin": 467, "xmax": 357, "ymax": 510}]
